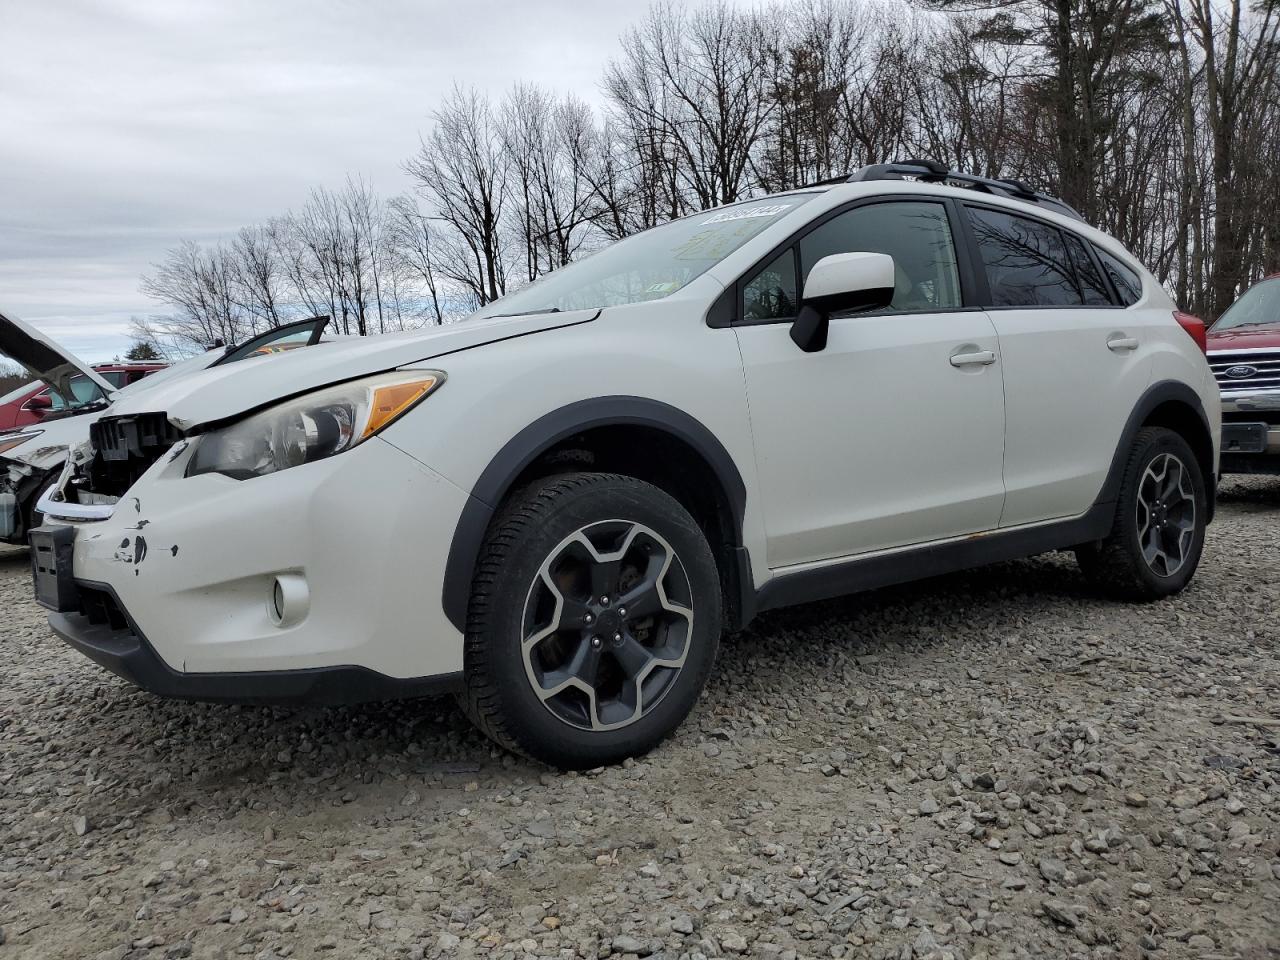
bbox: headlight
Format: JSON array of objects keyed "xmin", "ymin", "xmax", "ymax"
[
  {"xmin": 187, "ymin": 370, "xmax": 444, "ymax": 479},
  {"xmin": 0, "ymin": 431, "xmax": 42, "ymax": 456}
]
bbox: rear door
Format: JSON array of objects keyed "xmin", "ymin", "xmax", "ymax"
[{"xmin": 961, "ymin": 205, "xmax": 1153, "ymax": 526}]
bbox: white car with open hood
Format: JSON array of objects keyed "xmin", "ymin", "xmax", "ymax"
[
  {"xmin": 0, "ymin": 313, "xmax": 335, "ymax": 544},
  {"xmin": 31, "ymin": 162, "xmax": 1220, "ymax": 768}
]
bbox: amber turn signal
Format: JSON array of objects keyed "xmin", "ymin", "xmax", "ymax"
[{"xmin": 361, "ymin": 376, "xmax": 442, "ymax": 439}]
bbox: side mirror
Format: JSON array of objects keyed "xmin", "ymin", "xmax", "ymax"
[
  {"xmin": 21, "ymin": 393, "xmax": 52, "ymax": 413},
  {"xmin": 790, "ymin": 252, "xmax": 896, "ymax": 353}
]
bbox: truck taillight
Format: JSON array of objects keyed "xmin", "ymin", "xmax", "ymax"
[{"xmin": 1174, "ymin": 311, "xmax": 1207, "ymax": 354}]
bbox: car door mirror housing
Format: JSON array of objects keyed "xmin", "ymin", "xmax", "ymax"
[
  {"xmin": 790, "ymin": 252, "xmax": 896, "ymax": 353},
  {"xmin": 22, "ymin": 393, "xmax": 52, "ymax": 412}
]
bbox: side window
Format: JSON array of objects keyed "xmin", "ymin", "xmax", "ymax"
[
  {"xmin": 1093, "ymin": 246, "xmax": 1143, "ymax": 306},
  {"xmin": 799, "ymin": 201, "xmax": 962, "ymax": 313},
  {"xmin": 1061, "ymin": 232, "xmax": 1112, "ymax": 306},
  {"xmin": 966, "ymin": 207, "xmax": 1083, "ymax": 307},
  {"xmin": 99, "ymin": 371, "xmax": 127, "ymax": 388},
  {"xmin": 742, "ymin": 249, "xmax": 798, "ymax": 321}
]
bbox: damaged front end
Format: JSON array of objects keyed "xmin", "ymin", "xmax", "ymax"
[
  {"xmin": 45, "ymin": 413, "xmax": 185, "ymax": 519},
  {"xmin": 1, "ymin": 432, "xmax": 63, "ymax": 544}
]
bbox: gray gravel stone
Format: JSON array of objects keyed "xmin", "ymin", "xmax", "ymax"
[{"xmin": 0, "ymin": 476, "xmax": 1277, "ymax": 959}]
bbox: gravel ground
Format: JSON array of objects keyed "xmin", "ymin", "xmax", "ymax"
[{"xmin": 1, "ymin": 478, "xmax": 1278, "ymax": 960}]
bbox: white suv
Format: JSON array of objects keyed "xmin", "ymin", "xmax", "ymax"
[{"xmin": 32, "ymin": 161, "xmax": 1220, "ymax": 768}]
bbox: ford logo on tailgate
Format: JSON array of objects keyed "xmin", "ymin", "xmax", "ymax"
[{"xmin": 1224, "ymin": 365, "xmax": 1257, "ymax": 379}]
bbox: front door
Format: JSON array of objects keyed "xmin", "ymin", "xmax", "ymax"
[{"xmin": 735, "ymin": 199, "xmax": 1007, "ymax": 569}]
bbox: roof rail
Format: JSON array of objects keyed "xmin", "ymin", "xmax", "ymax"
[{"xmin": 844, "ymin": 159, "xmax": 1084, "ymax": 221}]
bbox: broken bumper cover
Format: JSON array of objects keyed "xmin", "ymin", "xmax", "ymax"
[{"xmin": 42, "ymin": 435, "xmax": 473, "ymax": 699}]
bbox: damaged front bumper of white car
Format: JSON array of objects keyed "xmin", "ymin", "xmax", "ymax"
[{"xmin": 32, "ymin": 426, "xmax": 471, "ymax": 706}]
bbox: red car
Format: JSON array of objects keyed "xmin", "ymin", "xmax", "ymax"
[
  {"xmin": 0, "ymin": 361, "xmax": 167, "ymax": 430},
  {"xmin": 1207, "ymin": 274, "xmax": 1280, "ymax": 474}
]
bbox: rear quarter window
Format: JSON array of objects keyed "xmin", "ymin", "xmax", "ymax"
[
  {"xmin": 1061, "ymin": 233, "xmax": 1113, "ymax": 306},
  {"xmin": 1093, "ymin": 246, "xmax": 1143, "ymax": 306}
]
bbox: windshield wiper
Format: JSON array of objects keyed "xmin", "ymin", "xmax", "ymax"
[{"xmin": 485, "ymin": 307, "xmax": 563, "ymax": 319}]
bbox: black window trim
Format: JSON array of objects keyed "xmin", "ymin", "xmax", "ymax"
[
  {"xmin": 1089, "ymin": 242, "xmax": 1146, "ymax": 308},
  {"xmin": 1061, "ymin": 230, "xmax": 1116, "ymax": 307},
  {"xmin": 959, "ymin": 200, "xmax": 1135, "ymax": 311},
  {"xmin": 707, "ymin": 193, "xmax": 988, "ymax": 329}
]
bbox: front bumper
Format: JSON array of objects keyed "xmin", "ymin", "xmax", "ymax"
[
  {"xmin": 39, "ymin": 435, "xmax": 473, "ymax": 697},
  {"xmin": 1219, "ymin": 389, "xmax": 1280, "ymax": 474},
  {"xmin": 44, "ymin": 578, "xmax": 461, "ymax": 704}
]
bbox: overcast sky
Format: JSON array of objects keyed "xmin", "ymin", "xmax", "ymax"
[{"xmin": 0, "ymin": 0, "xmax": 678, "ymax": 364}]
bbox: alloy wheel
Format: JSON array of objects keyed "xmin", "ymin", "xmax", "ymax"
[
  {"xmin": 1136, "ymin": 452, "xmax": 1196, "ymax": 577},
  {"xmin": 520, "ymin": 519, "xmax": 694, "ymax": 731}
]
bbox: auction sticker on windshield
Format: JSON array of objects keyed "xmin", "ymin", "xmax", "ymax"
[{"xmin": 702, "ymin": 203, "xmax": 793, "ymax": 225}]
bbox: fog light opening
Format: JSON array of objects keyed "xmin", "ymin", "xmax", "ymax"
[{"xmin": 268, "ymin": 574, "xmax": 309, "ymax": 628}]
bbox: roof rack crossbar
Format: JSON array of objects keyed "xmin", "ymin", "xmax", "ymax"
[{"xmin": 843, "ymin": 160, "xmax": 1084, "ymax": 221}]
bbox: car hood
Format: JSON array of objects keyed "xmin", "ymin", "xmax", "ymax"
[
  {"xmin": 105, "ymin": 309, "xmax": 597, "ymax": 430},
  {"xmin": 0, "ymin": 308, "xmax": 116, "ymax": 398},
  {"xmin": 1207, "ymin": 324, "xmax": 1280, "ymax": 351}
]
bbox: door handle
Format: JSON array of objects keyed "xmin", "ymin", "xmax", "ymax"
[
  {"xmin": 950, "ymin": 350, "xmax": 997, "ymax": 367},
  {"xmin": 1107, "ymin": 336, "xmax": 1139, "ymax": 352}
]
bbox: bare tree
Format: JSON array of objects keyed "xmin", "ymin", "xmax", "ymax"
[
  {"xmin": 502, "ymin": 85, "xmax": 604, "ymax": 281},
  {"xmin": 405, "ymin": 85, "xmax": 510, "ymax": 304},
  {"xmin": 139, "ymin": 240, "xmax": 247, "ymax": 349},
  {"xmin": 231, "ymin": 224, "xmax": 286, "ymax": 331},
  {"xmin": 139, "ymin": 0, "xmax": 1280, "ymax": 337},
  {"xmin": 1175, "ymin": 0, "xmax": 1280, "ymax": 315},
  {"xmin": 605, "ymin": 2, "xmax": 775, "ymax": 211},
  {"xmin": 386, "ymin": 194, "xmax": 448, "ymax": 325}
]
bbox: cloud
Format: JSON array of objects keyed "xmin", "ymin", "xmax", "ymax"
[{"xmin": 0, "ymin": 0, "xmax": 657, "ymax": 362}]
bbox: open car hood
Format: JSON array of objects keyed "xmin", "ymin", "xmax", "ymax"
[
  {"xmin": 104, "ymin": 309, "xmax": 597, "ymax": 430},
  {"xmin": 0, "ymin": 308, "xmax": 115, "ymax": 399}
]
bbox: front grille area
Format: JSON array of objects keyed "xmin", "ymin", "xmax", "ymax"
[
  {"xmin": 1223, "ymin": 410, "xmax": 1280, "ymax": 425},
  {"xmin": 1210, "ymin": 352, "xmax": 1280, "ymax": 391},
  {"xmin": 83, "ymin": 413, "xmax": 182, "ymax": 497}
]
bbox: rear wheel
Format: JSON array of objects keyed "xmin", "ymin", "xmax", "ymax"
[
  {"xmin": 459, "ymin": 473, "xmax": 721, "ymax": 768},
  {"xmin": 1076, "ymin": 427, "xmax": 1206, "ymax": 600}
]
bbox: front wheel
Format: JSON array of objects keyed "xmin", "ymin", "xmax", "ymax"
[
  {"xmin": 1076, "ymin": 426, "xmax": 1207, "ymax": 600},
  {"xmin": 458, "ymin": 473, "xmax": 722, "ymax": 768}
]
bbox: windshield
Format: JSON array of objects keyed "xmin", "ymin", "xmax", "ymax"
[
  {"xmin": 1214, "ymin": 277, "xmax": 1280, "ymax": 331},
  {"xmin": 48, "ymin": 374, "xmax": 109, "ymax": 412},
  {"xmin": 481, "ymin": 195, "xmax": 816, "ymax": 317}
]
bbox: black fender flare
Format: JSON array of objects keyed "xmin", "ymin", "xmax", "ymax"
[
  {"xmin": 1096, "ymin": 379, "xmax": 1216, "ymax": 518},
  {"xmin": 441, "ymin": 396, "xmax": 749, "ymax": 632}
]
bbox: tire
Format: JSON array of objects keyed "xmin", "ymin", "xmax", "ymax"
[
  {"xmin": 458, "ymin": 472, "xmax": 722, "ymax": 769},
  {"xmin": 1075, "ymin": 427, "xmax": 1207, "ymax": 600}
]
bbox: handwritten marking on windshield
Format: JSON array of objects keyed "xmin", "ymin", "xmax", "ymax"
[{"xmin": 701, "ymin": 204, "xmax": 792, "ymax": 225}]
